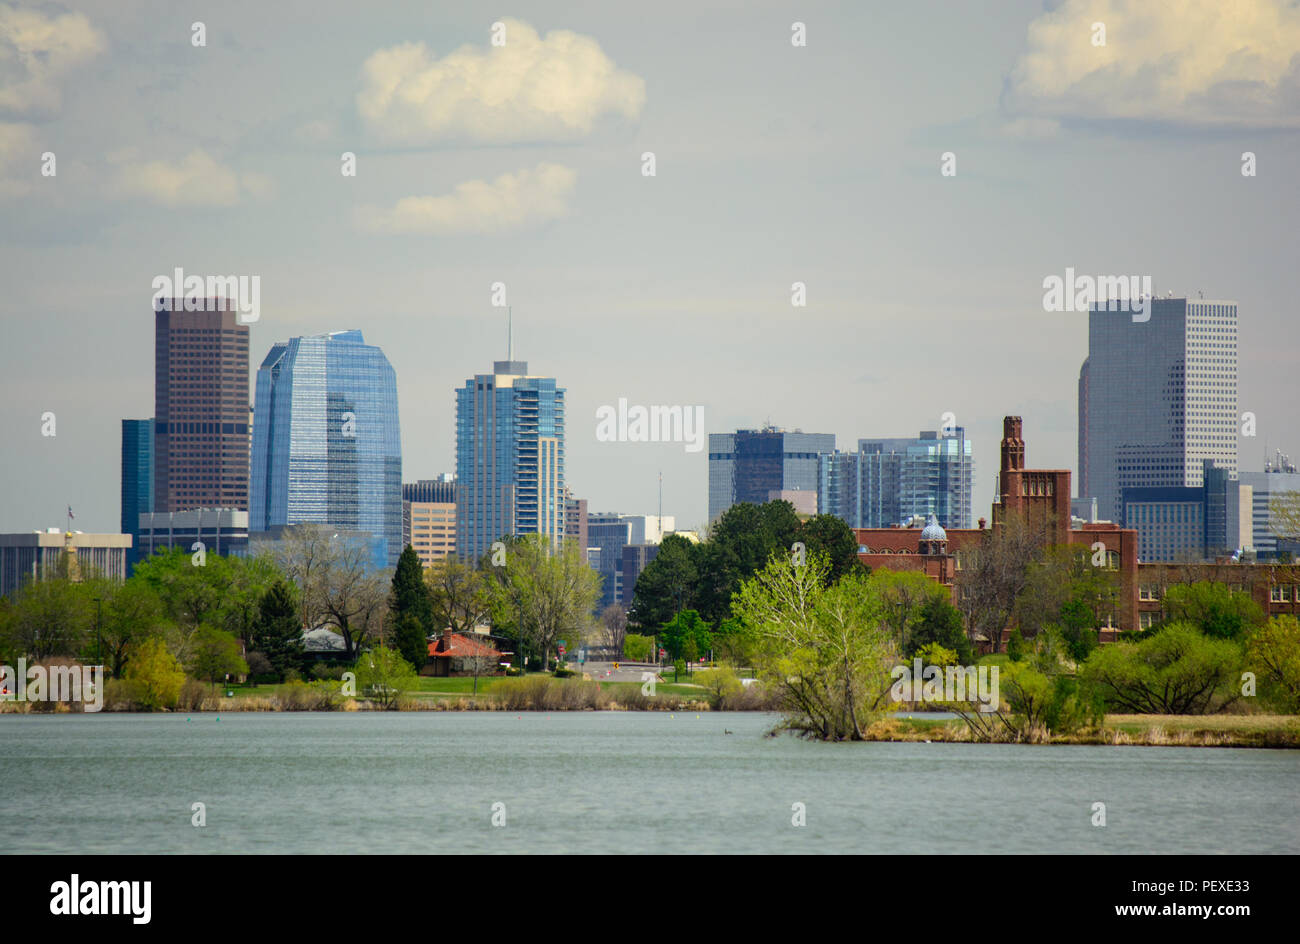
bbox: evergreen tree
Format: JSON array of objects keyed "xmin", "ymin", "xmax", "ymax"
[
  {"xmin": 254, "ymin": 579, "xmax": 305, "ymax": 681},
  {"xmin": 390, "ymin": 545, "xmax": 434, "ymax": 633},
  {"xmin": 394, "ymin": 612, "xmax": 429, "ymax": 672}
]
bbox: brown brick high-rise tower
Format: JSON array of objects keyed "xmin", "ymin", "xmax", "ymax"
[{"xmin": 154, "ymin": 299, "xmax": 251, "ymax": 512}]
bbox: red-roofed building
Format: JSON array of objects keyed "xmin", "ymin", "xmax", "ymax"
[{"xmin": 424, "ymin": 632, "xmax": 510, "ymax": 677}]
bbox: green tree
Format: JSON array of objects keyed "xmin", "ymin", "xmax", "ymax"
[
  {"xmin": 253, "ymin": 580, "xmax": 305, "ymax": 681},
  {"xmin": 0, "ymin": 577, "xmax": 90, "ymax": 660},
  {"xmin": 393, "ymin": 612, "xmax": 429, "ymax": 674},
  {"xmin": 626, "ymin": 533, "xmax": 699, "ymax": 631},
  {"xmin": 188, "ymin": 626, "xmax": 249, "ymax": 690},
  {"xmin": 391, "ymin": 545, "xmax": 434, "ymax": 632},
  {"xmin": 93, "ymin": 578, "xmax": 170, "ymax": 678},
  {"xmin": 873, "ymin": 569, "xmax": 948, "ymax": 654},
  {"xmin": 1160, "ymin": 582, "xmax": 1264, "ymax": 640},
  {"xmin": 697, "ymin": 501, "xmax": 802, "ymax": 624},
  {"xmin": 795, "ymin": 514, "xmax": 861, "ymax": 583},
  {"xmin": 660, "ymin": 609, "xmax": 712, "ymax": 662},
  {"xmin": 623, "ymin": 633, "xmax": 652, "ymax": 661},
  {"xmin": 1246, "ymin": 614, "xmax": 1300, "ymax": 711},
  {"xmin": 489, "ymin": 535, "xmax": 599, "ymax": 669},
  {"xmin": 125, "ymin": 637, "xmax": 186, "ymax": 710},
  {"xmin": 907, "ymin": 596, "xmax": 973, "ymax": 663},
  {"xmin": 1081, "ymin": 622, "xmax": 1244, "ymax": 714},
  {"xmin": 355, "ymin": 645, "xmax": 418, "ymax": 709},
  {"xmin": 732, "ymin": 552, "xmax": 898, "ymax": 741}
]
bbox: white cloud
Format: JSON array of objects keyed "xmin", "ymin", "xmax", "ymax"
[
  {"xmin": 357, "ymin": 162, "xmax": 576, "ymax": 235},
  {"xmin": 1004, "ymin": 0, "xmax": 1300, "ymax": 128},
  {"xmin": 357, "ymin": 18, "xmax": 645, "ymax": 144},
  {"xmin": 0, "ymin": 4, "xmax": 105, "ymax": 115},
  {"xmin": 110, "ymin": 148, "xmax": 271, "ymax": 208}
]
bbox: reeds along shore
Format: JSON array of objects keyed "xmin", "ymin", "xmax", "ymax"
[{"xmin": 0, "ymin": 676, "xmax": 779, "ymax": 713}]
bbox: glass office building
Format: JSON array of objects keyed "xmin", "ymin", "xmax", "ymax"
[
  {"xmin": 249, "ymin": 331, "xmax": 401, "ymax": 567},
  {"xmin": 456, "ymin": 360, "xmax": 566, "ymax": 562},
  {"xmin": 120, "ymin": 418, "xmax": 154, "ymax": 567},
  {"xmin": 708, "ymin": 428, "xmax": 835, "ymax": 524},
  {"xmin": 820, "ymin": 429, "xmax": 974, "ymax": 530}
]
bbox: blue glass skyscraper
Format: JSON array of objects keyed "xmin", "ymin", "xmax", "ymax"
[
  {"xmin": 250, "ymin": 331, "xmax": 401, "ymax": 567},
  {"xmin": 456, "ymin": 360, "xmax": 566, "ymax": 561},
  {"xmin": 120, "ymin": 418, "xmax": 154, "ymax": 567}
]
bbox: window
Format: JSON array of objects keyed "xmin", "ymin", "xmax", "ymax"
[
  {"xmin": 1105, "ymin": 550, "xmax": 1120, "ymax": 571},
  {"xmin": 1271, "ymin": 585, "xmax": 1283, "ymax": 603},
  {"xmin": 1139, "ymin": 612, "xmax": 1157, "ymax": 630}
]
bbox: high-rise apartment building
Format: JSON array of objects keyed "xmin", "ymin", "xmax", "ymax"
[
  {"xmin": 708, "ymin": 427, "xmax": 835, "ymax": 524},
  {"xmin": 455, "ymin": 360, "xmax": 565, "ymax": 561},
  {"xmin": 153, "ymin": 299, "xmax": 250, "ymax": 512},
  {"xmin": 249, "ymin": 330, "xmax": 402, "ymax": 567},
  {"xmin": 120, "ymin": 418, "xmax": 154, "ymax": 566},
  {"xmin": 1080, "ymin": 296, "xmax": 1238, "ymax": 521},
  {"xmin": 820, "ymin": 429, "xmax": 973, "ymax": 529}
]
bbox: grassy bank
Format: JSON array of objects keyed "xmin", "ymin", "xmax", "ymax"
[{"xmin": 868, "ymin": 713, "xmax": 1300, "ymax": 749}]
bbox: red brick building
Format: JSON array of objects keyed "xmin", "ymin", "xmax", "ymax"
[{"xmin": 856, "ymin": 416, "xmax": 1139, "ymax": 636}]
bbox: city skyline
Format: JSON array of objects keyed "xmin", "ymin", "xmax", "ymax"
[{"xmin": 3, "ymin": 3, "xmax": 1298, "ymax": 536}]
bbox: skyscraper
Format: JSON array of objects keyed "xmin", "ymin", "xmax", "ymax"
[
  {"xmin": 708, "ymin": 427, "xmax": 834, "ymax": 523},
  {"xmin": 820, "ymin": 428, "xmax": 974, "ymax": 529},
  {"xmin": 455, "ymin": 360, "xmax": 565, "ymax": 561},
  {"xmin": 120, "ymin": 418, "xmax": 154, "ymax": 566},
  {"xmin": 249, "ymin": 330, "xmax": 401, "ymax": 567},
  {"xmin": 1080, "ymin": 296, "xmax": 1238, "ymax": 521},
  {"xmin": 153, "ymin": 299, "xmax": 250, "ymax": 512}
]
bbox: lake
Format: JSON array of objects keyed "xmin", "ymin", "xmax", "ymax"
[{"xmin": 2, "ymin": 711, "xmax": 1296, "ymax": 854}]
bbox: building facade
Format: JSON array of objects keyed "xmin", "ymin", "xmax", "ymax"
[
  {"xmin": 1080, "ymin": 297, "xmax": 1238, "ymax": 520},
  {"xmin": 249, "ymin": 330, "xmax": 402, "ymax": 567},
  {"xmin": 709, "ymin": 427, "xmax": 835, "ymax": 524},
  {"xmin": 455, "ymin": 360, "xmax": 566, "ymax": 561},
  {"xmin": 136, "ymin": 509, "xmax": 249, "ymax": 560},
  {"xmin": 820, "ymin": 429, "xmax": 974, "ymax": 530},
  {"xmin": 153, "ymin": 299, "xmax": 251, "ymax": 513},
  {"xmin": 1239, "ymin": 462, "xmax": 1300, "ymax": 559},
  {"xmin": 121, "ymin": 418, "xmax": 154, "ymax": 567},
  {"xmin": 1, "ymin": 530, "xmax": 132, "ymax": 599}
]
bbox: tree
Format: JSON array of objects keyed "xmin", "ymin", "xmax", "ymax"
[
  {"xmin": 660, "ymin": 609, "xmax": 712, "ymax": 662},
  {"xmin": 1246, "ymin": 615, "xmax": 1300, "ymax": 711},
  {"xmin": 623, "ymin": 633, "xmax": 653, "ymax": 661},
  {"xmin": 393, "ymin": 613, "xmax": 429, "ymax": 674},
  {"xmin": 354, "ymin": 645, "xmax": 418, "ymax": 709},
  {"xmin": 731, "ymin": 552, "xmax": 898, "ymax": 741},
  {"xmin": 907, "ymin": 595, "xmax": 973, "ymax": 664},
  {"xmin": 0, "ymin": 577, "xmax": 90, "ymax": 661},
  {"xmin": 626, "ymin": 533, "xmax": 699, "ymax": 631},
  {"xmin": 274, "ymin": 526, "xmax": 389, "ymax": 657},
  {"xmin": 125, "ymin": 637, "xmax": 186, "ymax": 710},
  {"xmin": 93, "ymin": 578, "xmax": 170, "ymax": 678},
  {"xmin": 598, "ymin": 604, "xmax": 628, "ymax": 657},
  {"xmin": 490, "ymin": 536, "xmax": 599, "ymax": 669},
  {"xmin": 426, "ymin": 556, "xmax": 491, "ymax": 634},
  {"xmin": 795, "ymin": 514, "xmax": 861, "ymax": 583},
  {"xmin": 1160, "ymin": 582, "xmax": 1264, "ymax": 640},
  {"xmin": 188, "ymin": 626, "xmax": 249, "ymax": 691},
  {"xmin": 1080, "ymin": 622, "xmax": 1244, "ymax": 714},
  {"xmin": 253, "ymin": 580, "xmax": 305, "ymax": 681},
  {"xmin": 390, "ymin": 545, "xmax": 434, "ymax": 632},
  {"xmin": 1269, "ymin": 490, "xmax": 1300, "ymax": 546},
  {"xmin": 871, "ymin": 569, "xmax": 947, "ymax": 653},
  {"xmin": 955, "ymin": 512, "xmax": 1046, "ymax": 653},
  {"xmin": 696, "ymin": 501, "xmax": 801, "ymax": 623}
]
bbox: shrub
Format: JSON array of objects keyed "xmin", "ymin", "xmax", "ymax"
[
  {"xmin": 1080, "ymin": 622, "xmax": 1244, "ymax": 714},
  {"xmin": 125, "ymin": 638, "xmax": 185, "ymax": 710},
  {"xmin": 623, "ymin": 633, "xmax": 653, "ymax": 662}
]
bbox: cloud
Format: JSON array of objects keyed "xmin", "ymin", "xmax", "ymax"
[
  {"xmin": 1003, "ymin": 0, "xmax": 1300, "ymax": 128},
  {"xmin": 0, "ymin": 4, "xmax": 105, "ymax": 116},
  {"xmin": 0, "ymin": 119, "xmax": 37, "ymax": 197},
  {"xmin": 357, "ymin": 162, "xmax": 576, "ymax": 235},
  {"xmin": 357, "ymin": 18, "xmax": 645, "ymax": 144},
  {"xmin": 110, "ymin": 148, "xmax": 271, "ymax": 207}
]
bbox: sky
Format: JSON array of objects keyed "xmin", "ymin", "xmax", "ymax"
[{"xmin": 1, "ymin": 0, "xmax": 1298, "ymax": 535}]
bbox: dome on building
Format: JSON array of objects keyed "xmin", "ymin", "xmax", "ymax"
[{"xmin": 920, "ymin": 515, "xmax": 947, "ymax": 541}]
